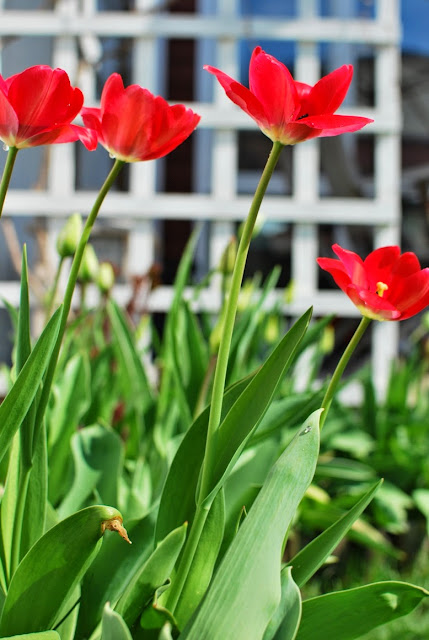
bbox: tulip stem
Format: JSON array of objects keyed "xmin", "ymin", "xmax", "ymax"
[
  {"xmin": 0, "ymin": 146, "xmax": 19, "ymax": 219},
  {"xmin": 198, "ymin": 140, "xmax": 283, "ymax": 502},
  {"xmin": 166, "ymin": 141, "xmax": 284, "ymax": 617},
  {"xmin": 320, "ymin": 315, "xmax": 371, "ymax": 429},
  {"xmin": 33, "ymin": 159, "xmax": 125, "ymax": 449}
]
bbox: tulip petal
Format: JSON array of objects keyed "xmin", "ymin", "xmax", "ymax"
[
  {"xmin": 363, "ymin": 246, "xmax": 401, "ymax": 289},
  {"xmin": 332, "ymin": 244, "xmax": 368, "ymax": 288},
  {"xmin": 316, "ymin": 257, "xmax": 352, "ymax": 293},
  {"xmin": 296, "ymin": 114, "xmax": 373, "ymax": 136},
  {"xmin": 204, "ymin": 65, "xmax": 268, "ymax": 128},
  {"xmin": 0, "ymin": 87, "xmax": 19, "ymax": 145},
  {"xmin": 303, "ymin": 65, "xmax": 353, "ymax": 115},
  {"xmin": 387, "ymin": 268, "xmax": 429, "ymax": 319},
  {"xmin": 248, "ymin": 47, "xmax": 300, "ymax": 128},
  {"xmin": 348, "ymin": 286, "xmax": 401, "ymax": 320}
]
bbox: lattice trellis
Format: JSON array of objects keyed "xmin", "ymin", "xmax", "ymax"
[{"xmin": 0, "ymin": 0, "xmax": 401, "ymax": 394}]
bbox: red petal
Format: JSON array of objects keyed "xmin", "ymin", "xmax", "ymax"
[
  {"xmin": 296, "ymin": 114, "xmax": 373, "ymax": 135},
  {"xmin": 204, "ymin": 65, "xmax": 268, "ymax": 128},
  {"xmin": 332, "ymin": 244, "xmax": 368, "ymax": 288},
  {"xmin": 7, "ymin": 66, "xmax": 83, "ymax": 145},
  {"xmin": 363, "ymin": 246, "xmax": 401, "ymax": 289},
  {"xmin": 317, "ymin": 257, "xmax": 352, "ymax": 293},
  {"xmin": 391, "ymin": 251, "xmax": 422, "ymax": 278},
  {"xmin": 348, "ymin": 286, "xmax": 401, "ymax": 320},
  {"xmin": 303, "ymin": 65, "xmax": 353, "ymax": 115},
  {"xmin": 387, "ymin": 268, "xmax": 429, "ymax": 319},
  {"xmin": 0, "ymin": 86, "xmax": 18, "ymax": 145},
  {"xmin": 248, "ymin": 47, "xmax": 300, "ymax": 128}
]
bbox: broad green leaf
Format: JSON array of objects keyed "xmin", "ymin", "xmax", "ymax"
[
  {"xmin": 0, "ymin": 435, "xmax": 20, "ymax": 586},
  {"xmin": 0, "ymin": 307, "xmax": 62, "ymax": 465},
  {"xmin": 289, "ymin": 480, "xmax": 382, "ymax": 588},
  {"xmin": 116, "ymin": 523, "xmax": 187, "ymax": 627},
  {"xmin": 58, "ymin": 425, "xmax": 123, "ymax": 518},
  {"xmin": 173, "ymin": 489, "xmax": 225, "ymax": 627},
  {"xmin": 155, "ymin": 374, "xmax": 254, "ymax": 544},
  {"xmin": 47, "ymin": 353, "xmax": 91, "ymax": 505},
  {"xmin": 296, "ymin": 581, "xmax": 429, "ymax": 640},
  {"xmin": 181, "ymin": 411, "xmax": 321, "ymax": 640},
  {"xmin": 101, "ymin": 603, "xmax": 132, "ymax": 640},
  {"xmin": 203, "ymin": 308, "xmax": 312, "ymax": 506},
  {"xmin": 0, "ymin": 505, "xmax": 127, "ymax": 636},
  {"xmin": 263, "ymin": 567, "xmax": 301, "ymax": 640},
  {"xmin": 76, "ymin": 515, "xmax": 154, "ymax": 640},
  {"xmin": 1, "ymin": 632, "xmax": 60, "ymax": 639}
]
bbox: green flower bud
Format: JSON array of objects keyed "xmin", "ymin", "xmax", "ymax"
[
  {"xmin": 78, "ymin": 244, "xmax": 99, "ymax": 283},
  {"xmin": 219, "ymin": 236, "xmax": 237, "ymax": 275},
  {"xmin": 264, "ymin": 313, "xmax": 280, "ymax": 344},
  {"xmin": 96, "ymin": 261, "xmax": 115, "ymax": 293},
  {"xmin": 56, "ymin": 212, "xmax": 82, "ymax": 258},
  {"xmin": 320, "ymin": 324, "xmax": 335, "ymax": 355}
]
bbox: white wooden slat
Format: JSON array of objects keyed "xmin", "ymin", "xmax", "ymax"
[{"xmin": 0, "ymin": 13, "xmax": 399, "ymax": 44}]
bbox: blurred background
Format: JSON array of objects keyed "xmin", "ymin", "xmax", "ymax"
[{"xmin": 0, "ymin": 0, "xmax": 426, "ymax": 396}]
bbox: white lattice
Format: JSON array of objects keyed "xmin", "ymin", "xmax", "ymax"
[{"xmin": 0, "ymin": 0, "xmax": 401, "ymax": 394}]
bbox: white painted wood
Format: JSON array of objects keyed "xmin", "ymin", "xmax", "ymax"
[{"xmin": 0, "ymin": 0, "xmax": 402, "ymax": 396}]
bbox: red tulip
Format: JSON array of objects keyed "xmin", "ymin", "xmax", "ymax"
[
  {"xmin": 204, "ymin": 47, "xmax": 372, "ymax": 145},
  {"xmin": 81, "ymin": 74, "xmax": 201, "ymax": 162},
  {"xmin": 317, "ymin": 244, "xmax": 429, "ymax": 321},
  {"xmin": 0, "ymin": 65, "xmax": 96, "ymax": 150}
]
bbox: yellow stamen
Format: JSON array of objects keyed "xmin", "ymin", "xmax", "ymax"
[{"xmin": 376, "ymin": 281, "xmax": 388, "ymax": 297}]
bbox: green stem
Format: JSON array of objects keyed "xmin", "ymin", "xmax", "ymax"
[
  {"xmin": 165, "ymin": 503, "xmax": 209, "ymax": 613},
  {"xmin": 167, "ymin": 141, "xmax": 284, "ymax": 616},
  {"xmin": 45, "ymin": 255, "xmax": 65, "ymax": 322},
  {"xmin": 9, "ymin": 466, "xmax": 31, "ymax": 581},
  {"xmin": 320, "ymin": 316, "xmax": 371, "ymax": 429},
  {"xmin": 198, "ymin": 140, "xmax": 284, "ymax": 502},
  {"xmin": 33, "ymin": 159, "xmax": 125, "ymax": 446},
  {"xmin": 0, "ymin": 146, "xmax": 19, "ymax": 219}
]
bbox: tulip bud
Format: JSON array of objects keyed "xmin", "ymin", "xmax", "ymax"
[
  {"xmin": 320, "ymin": 324, "xmax": 335, "ymax": 355},
  {"xmin": 78, "ymin": 244, "xmax": 99, "ymax": 283},
  {"xmin": 219, "ymin": 236, "xmax": 237, "ymax": 276},
  {"xmin": 97, "ymin": 261, "xmax": 115, "ymax": 294},
  {"xmin": 56, "ymin": 213, "xmax": 82, "ymax": 258},
  {"xmin": 264, "ymin": 313, "xmax": 280, "ymax": 344}
]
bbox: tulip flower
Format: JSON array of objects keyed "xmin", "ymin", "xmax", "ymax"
[
  {"xmin": 81, "ymin": 73, "xmax": 201, "ymax": 162},
  {"xmin": 317, "ymin": 244, "xmax": 429, "ymax": 321},
  {"xmin": 204, "ymin": 46, "xmax": 372, "ymax": 145},
  {"xmin": 0, "ymin": 65, "xmax": 96, "ymax": 150}
]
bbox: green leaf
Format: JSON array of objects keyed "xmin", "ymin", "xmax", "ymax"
[
  {"xmin": 173, "ymin": 489, "xmax": 225, "ymax": 627},
  {"xmin": 116, "ymin": 523, "xmax": 187, "ymax": 627},
  {"xmin": 263, "ymin": 567, "xmax": 302, "ymax": 640},
  {"xmin": 0, "ymin": 632, "xmax": 61, "ymax": 639},
  {"xmin": 155, "ymin": 374, "xmax": 254, "ymax": 545},
  {"xmin": 296, "ymin": 581, "xmax": 429, "ymax": 640},
  {"xmin": 289, "ymin": 480, "xmax": 382, "ymax": 588},
  {"xmin": 181, "ymin": 411, "xmax": 321, "ymax": 640},
  {"xmin": 0, "ymin": 307, "xmax": 62, "ymax": 465},
  {"xmin": 107, "ymin": 299, "xmax": 153, "ymax": 409},
  {"xmin": 58, "ymin": 425, "xmax": 123, "ymax": 518},
  {"xmin": 0, "ymin": 505, "xmax": 127, "ymax": 636},
  {"xmin": 203, "ymin": 308, "xmax": 312, "ymax": 506},
  {"xmin": 76, "ymin": 515, "xmax": 154, "ymax": 640},
  {"xmin": 101, "ymin": 602, "xmax": 132, "ymax": 640},
  {"xmin": 47, "ymin": 352, "xmax": 91, "ymax": 505}
]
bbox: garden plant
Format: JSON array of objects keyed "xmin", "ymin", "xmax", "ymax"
[{"xmin": 0, "ymin": 47, "xmax": 428, "ymax": 640}]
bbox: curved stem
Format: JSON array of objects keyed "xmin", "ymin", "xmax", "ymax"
[
  {"xmin": 320, "ymin": 316, "xmax": 371, "ymax": 429},
  {"xmin": 167, "ymin": 141, "xmax": 284, "ymax": 616},
  {"xmin": 198, "ymin": 140, "xmax": 284, "ymax": 502},
  {"xmin": 34, "ymin": 159, "xmax": 125, "ymax": 446},
  {"xmin": 0, "ymin": 147, "xmax": 19, "ymax": 219}
]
